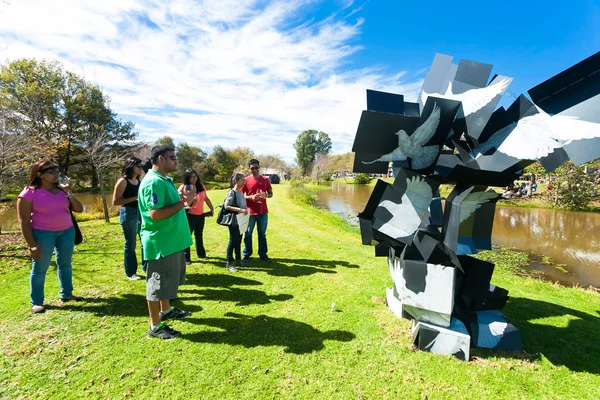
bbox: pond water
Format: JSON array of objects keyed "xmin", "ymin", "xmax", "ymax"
[{"xmin": 315, "ymin": 182, "xmax": 600, "ymax": 288}]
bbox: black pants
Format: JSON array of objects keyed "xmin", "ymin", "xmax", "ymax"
[
  {"xmin": 185, "ymin": 213, "xmax": 206, "ymax": 261},
  {"xmin": 226, "ymin": 225, "xmax": 242, "ymax": 263}
]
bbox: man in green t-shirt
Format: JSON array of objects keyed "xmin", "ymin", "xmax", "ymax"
[{"xmin": 139, "ymin": 145, "xmax": 194, "ymax": 340}]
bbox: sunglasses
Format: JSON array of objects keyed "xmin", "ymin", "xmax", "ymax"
[
  {"xmin": 40, "ymin": 167, "xmax": 59, "ymax": 174},
  {"xmin": 249, "ymin": 166, "xmax": 259, "ymax": 170}
]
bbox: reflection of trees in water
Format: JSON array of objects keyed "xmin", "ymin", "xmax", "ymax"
[
  {"xmin": 494, "ymin": 207, "xmax": 599, "ymax": 245},
  {"xmin": 493, "ymin": 207, "xmax": 600, "ymax": 281},
  {"xmin": 318, "ymin": 183, "xmax": 373, "ymax": 222}
]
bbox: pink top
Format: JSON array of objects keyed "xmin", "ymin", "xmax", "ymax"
[
  {"xmin": 187, "ymin": 186, "xmax": 207, "ymax": 216},
  {"xmin": 18, "ymin": 186, "xmax": 73, "ymax": 231}
]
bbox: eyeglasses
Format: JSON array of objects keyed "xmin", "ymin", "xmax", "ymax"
[
  {"xmin": 40, "ymin": 167, "xmax": 59, "ymax": 175},
  {"xmin": 249, "ymin": 166, "xmax": 259, "ymax": 171},
  {"xmin": 162, "ymin": 155, "xmax": 177, "ymax": 161}
]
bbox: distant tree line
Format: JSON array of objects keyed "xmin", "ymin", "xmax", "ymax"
[{"xmin": 151, "ymin": 135, "xmax": 291, "ymax": 184}]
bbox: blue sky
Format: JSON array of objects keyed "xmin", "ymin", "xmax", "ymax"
[{"xmin": 0, "ymin": 0, "xmax": 598, "ymax": 161}]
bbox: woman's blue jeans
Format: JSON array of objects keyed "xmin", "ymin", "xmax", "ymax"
[
  {"xmin": 243, "ymin": 214, "xmax": 268, "ymax": 258},
  {"xmin": 30, "ymin": 227, "xmax": 75, "ymax": 305},
  {"xmin": 226, "ymin": 225, "xmax": 242, "ymax": 263},
  {"xmin": 119, "ymin": 206, "xmax": 144, "ymax": 276}
]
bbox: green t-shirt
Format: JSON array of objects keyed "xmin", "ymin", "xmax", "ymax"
[{"xmin": 138, "ymin": 169, "xmax": 192, "ymax": 260}]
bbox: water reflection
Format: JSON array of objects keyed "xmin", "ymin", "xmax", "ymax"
[{"xmin": 315, "ymin": 182, "xmax": 600, "ymax": 287}]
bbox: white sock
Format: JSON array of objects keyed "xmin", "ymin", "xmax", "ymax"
[{"xmin": 151, "ymin": 324, "xmax": 158, "ymax": 330}]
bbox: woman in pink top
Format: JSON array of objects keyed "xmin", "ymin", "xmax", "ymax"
[
  {"xmin": 17, "ymin": 160, "xmax": 84, "ymax": 313},
  {"xmin": 178, "ymin": 169, "xmax": 214, "ymax": 264}
]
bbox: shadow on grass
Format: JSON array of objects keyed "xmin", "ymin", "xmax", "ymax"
[
  {"xmin": 178, "ymin": 273, "xmax": 292, "ymax": 305},
  {"xmin": 503, "ymin": 297, "xmax": 600, "ymax": 374},
  {"xmin": 241, "ymin": 257, "xmax": 360, "ymax": 278},
  {"xmin": 183, "ymin": 312, "xmax": 355, "ymax": 354},
  {"xmin": 183, "ymin": 273, "xmax": 263, "ymax": 288},
  {"xmin": 179, "ymin": 288, "xmax": 293, "ymax": 306},
  {"xmin": 58, "ymin": 294, "xmax": 202, "ymax": 317}
]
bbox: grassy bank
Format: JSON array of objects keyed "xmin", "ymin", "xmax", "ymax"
[{"xmin": 1, "ymin": 185, "xmax": 600, "ymax": 399}]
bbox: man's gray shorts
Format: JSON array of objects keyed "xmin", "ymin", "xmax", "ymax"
[{"xmin": 146, "ymin": 250, "xmax": 186, "ymax": 301}]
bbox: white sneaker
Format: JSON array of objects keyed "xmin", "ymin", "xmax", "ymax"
[
  {"xmin": 186, "ymin": 261, "xmax": 191, "ymax": 265},
  {"xmin": 128, "ymin": 274, "xmax": 142, "ymax": 281},
  {"xmin": 226, "ymin": 263, "xmax": 238, "ymax": 272}
]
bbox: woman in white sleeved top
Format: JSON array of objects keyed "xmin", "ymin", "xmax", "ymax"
[{"xmin": 223, "ymin": 173, "xmax": 248, "ymax": 272}]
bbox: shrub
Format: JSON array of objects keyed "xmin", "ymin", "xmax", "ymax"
[
  {"xmin": 91, "ymin": 197, "xmax": 119, "ymax": 216},
  {"xmin": 354, "ymin": 173, "xmax": 372, "ymax": 185},
  {"xmin": 288, "ymin": 179, "xmax": 317, "ymax": 206},
  {"xmin": 547, "ymin": 162, "xmax": 594, "ymax": 210}
]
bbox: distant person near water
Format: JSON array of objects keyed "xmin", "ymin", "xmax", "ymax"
[
  {"xmin": 177, "ymin": 169, "xmax": 214, "ymax": 264},
  {"xmin": 16, "ymin": 160, "xmax": 84, "ymax": 313},
  {"xmin": 224, "ymin": 173, "xmax": 248, "ymax": 272},
  {"xmin": 138, "ymin": 145, "xmax": 194, "ymax": 340},
  {"xmin": 242, "ymin": 159, "xmax": 273, "ymax": 264},
  {"xmin": 112, "ymin": 157, "xmax": 145, "ymax": 280}
]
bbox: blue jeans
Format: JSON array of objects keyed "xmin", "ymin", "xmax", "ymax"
[
  {"xmin": 30, "ymin": 227, "xmax": 75, "ymax": 305},
  {"xmin": 226, "ymin": 225, "xmax": 242, "ymax": 263},
  {"xmin": 243, "ymin": 214, "xmax": 268, "ymax": 258},
  {"xmin": 119, "ymin": 206, "xmax": 144, "ymax": 276}
]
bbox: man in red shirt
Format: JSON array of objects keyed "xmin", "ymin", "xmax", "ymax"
[{"xmin": 242, "ymin": 159, "xmax": 273, "ymax": 263}]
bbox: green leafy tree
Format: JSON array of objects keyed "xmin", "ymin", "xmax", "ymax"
[
  {"xmin": 229, "ymin": 147, "xmax": 256, "ymax": 172},
  {"xmin": 209, "ymin": 145, "xmax": 237, "ymax": 182},
  {"xmin": 293, "ymin": 129, "xmax": 332, "ymax": 176},
  {"xmin": 176, "ymin": 143, "xmax": 207, "ymax": 173},
  {"xmin": 0, "ymin": 58, "xmax": 138, "ymax": 186},
  {"xmin": 258, "ymin": 154, "xmax": 287, "ymax": 171},
  {"xmin": 548, "ymin": 162, "xmax": 595, "ymax": 210},
  {"xmin": 330, "ymin": 152, "xmax": 355, "ymax": 175},
  {"xmin": 156, "ymin": 136, "xmax": 176, "ymax": 148},
  {"xmin": 0, "ymin": 58, "xmax": 66, "ymax": 159}
]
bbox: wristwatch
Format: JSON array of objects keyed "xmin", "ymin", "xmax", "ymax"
[{"xmin": 29, "ymin": 246, "xmax": 38, "ymax": 251}]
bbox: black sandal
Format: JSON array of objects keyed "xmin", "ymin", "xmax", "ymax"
[{"xmin": 60, "ymin": 295, "xmax": 83, "ymax": 302}]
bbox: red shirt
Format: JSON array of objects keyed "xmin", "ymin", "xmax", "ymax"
[{"xmin": 243, "ymin": 174, "xmax": 272, "ymax": 216}]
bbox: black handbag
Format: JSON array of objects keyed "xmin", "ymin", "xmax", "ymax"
[
  {"xmin": 217, "ymin": 190, "xmax": 238, "ymax": 227},
  {"xmin": 70, "ymin": 208, "xmax": 83, "ymax": 245}
]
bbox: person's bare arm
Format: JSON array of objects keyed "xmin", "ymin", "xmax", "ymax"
[
  {"xmin": 204, "ymin": 185, "xmax": 215, "ymax": 216},
  {"xmin": 56, "ymin": 181, "xmax": 84, "ymax": 213},
  {"xmin": 112, "ymin": 178, "xmax": 138, "ymax": 206},
  {"xmin": 17, "ymin": 198, "xmax": 40, "ymax": 260},
  {"xmin": 67, "ymin": 193, "xmax": 84, "ymax": 213},
  {"xmin": 148, "ymin": 202, "xmax": 186, "ymax": 221}
]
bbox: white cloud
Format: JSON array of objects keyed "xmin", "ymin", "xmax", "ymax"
[{"xmin": 0, "ymin": 0, "xmax": 422, "ymax": 160}]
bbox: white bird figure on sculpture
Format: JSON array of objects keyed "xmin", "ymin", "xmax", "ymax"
[
  {"xmin": 476, "ymin": 104, "xmax": 600, "ymax": 161},
  {"xmin": 421, "ymin": 78, "xmax": 510, "ymax": 117},
  {"xmin": 458, "ymin": 191, "xmax": 498, "ymax": 223},
  {"xmin": 372, "ymin": 176, "xmax": 433, "ymax": 240},
  {"xmin": 363, "ymin": 104, "xmax": 441, "ymax": 170}
]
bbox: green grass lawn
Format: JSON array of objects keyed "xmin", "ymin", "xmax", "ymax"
[{"xmin": 1, "ymin": 185, "xmax": 600, "ymax": 399}]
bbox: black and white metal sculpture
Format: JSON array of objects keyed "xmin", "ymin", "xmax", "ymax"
[{"xmin": 352, "ymin": 52, "xmax": 600, "ymax": 360}]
